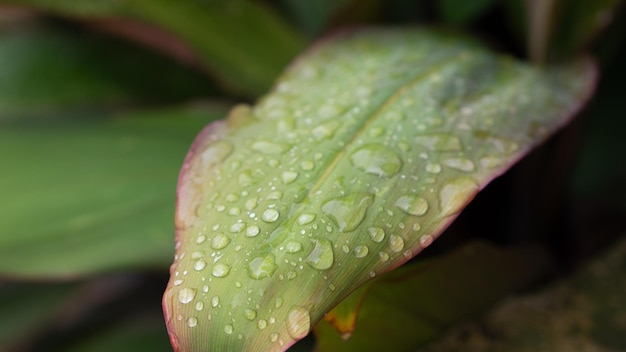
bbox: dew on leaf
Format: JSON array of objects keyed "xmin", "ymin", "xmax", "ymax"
[
  {"xmin": 200, "ymin": 141, "xmax": 233, "ymax": 167},
  {"xmin": 244, "ymin": 308, "xmax": 257, "ymax": 320},
  {"xmin": 395, "ymin": 195, "xmax": 429, "ymax": 216},
  {"xmin": 212, "ymin": 263, "xmax": 231, "ymax": 278},
  {"xmin": 187, "ymin": 317, "xmax": 198, "ymax": 328},
  {"xmin": 248, "ymin": 254, "xmax": 277, "ymax": 279},
  {"xmin": 414, "ymin": 134, "xmax": 462, "ymax": 151},
  {"xmin": 178, "ymin": 288, "xmax": 196, "ymax": 304},
  {"xmin": 368, "ymin": 227, "xmax": 386, "ymax": 243},
  {"xmin": 444, "ymin": 157, "xmax": 475, "ymax": 172},
  {"xmin": 425, "ymin": 163, "xmax": 442, "ymax": 174},
  {"xmin": 262, "ymin": 209, "xmax": 280, "ymax": 223},
  {"xmin": 353, "ymin": 245, "xmax": 369, "ymax": 258},
  {"xmin": 322, "ymin": 195, "xmax": 374, "ymax": 232},
  {"xmin": 211, "ymin": 233, "xmax": 231, "ymax": 249},
  {"xmin": 224, "ymin": 324, "xmax": 233, "ymax": 335},
  {"xmin": 257, "ymin": 319, "xmax": 268, "ymax": 329},
  {"xmin": 389, "ymin": 235, "xmax": 404, "ymax": 252},
  {"xmin": 297, "ymin": 213, "xmax": 316, "ymax": 225},
  {"xmin": 281, "ymin": 171, "xmax": 299, "ymax": 184},
  {"xmin": 286, "ymin": 306, "xmax": 311, "ymax": 340},
  {"xmin": 246, "ymin": 226, "xmax": 260, "ymax": 237},
  {"xmin": 305, "ymin": 238, "xmax": 334, "ymax": 270},
  {"xmin": 251, "ymin": 140, "xmax": 290, "ymax": 154},
  {"xmin": 350, "ymin": 144, "xmax": 402, "ymax": 177},
  {"xmin": 194, "ymin": 260, "xmax": 207, "ymax": 271},
  {"xmin": 211, "ymin": 296, "xmax": 220, "ymax": 307},
  {"xmin": 285, "ymin": 241, "xmax": 303, "ymax": 253},
  {"xmin": 439, "ymin": 177, "xmax": 479, "ymax": 217}
]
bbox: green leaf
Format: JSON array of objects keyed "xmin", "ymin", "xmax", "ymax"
[
  {"xmin": 0, "ymin": 105, "xmax": 229, "ymax": 278},
  {"xmin": 0, "ymin": 24, "xmax": 215, "ymax": 118},
  {"xmin": 163, "ymin": 28, "xmax": 596, "ymax": 351},
  {"xmin": 314, "ymin": 241, "xmax": 554, "ymax": 351},
  {"xmin": 6, "ymin": 0, "xmax": 307, "ymax": 96}
]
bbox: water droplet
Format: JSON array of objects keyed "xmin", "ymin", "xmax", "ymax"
[
  {"xmin": 300, "ymin": 161, "xmax": 314, "ymax": 170},
  {"xmin": 369, "ymin": 127, "xmax": 385, "ymax": 137},
  {"xmin": 224, "ymin": 324, "xmax": 233, "ymax": 335},
  {"xmin": 414, "ymin": 134, "xmax": 462, "ymax": 151},
  {"xmin": 287, "ymin": 271, "xmax": 297, "ymax": 280},
  {"xmin": 270, "ymin": 333, "xmax": 279, "ymax": 342},
  {"xmin": 389, "ymin": 235, "xmax": 404, "ymax": 252},
  {"xmin": 480, "ymin": 156, "xmax": 502, "ymax": 169},
  {"xmin": 187, "ymin": 317, "xmax": 198, "ymax": 328},
  {"xmin": 194, "ymin": 260, "xmax": 207, "ymax": 271},
  {"xmin": 267, "ymin": 191, "xmax": 283, "ymax": 200},
  {"xmin": 350, "ymin": 145, "xmax": 402, "ymax": 177},
  {"xmin": 419, "ymin": 234, "xmax": 434, "ymax": 247},
  {"xmin": 312, "ymin": 121, "xmax": 340, "ymax": 140},
  {"xmin": 238, "ymin": 171, "xmax": 254, "ymax": 187},
  {"xmin": 258, "ymin": 319, "xmax": 268, "ymax": 329},
  {"xmin": 196, "ymin": 235, "xmax": 207, "ymax": 244},
  {"xmin": 244, "ymin": 309, "xmax": 257, "ymax": 320},
  {"xmin": 178, "ymin": 288, "xmax": 196, "ymax": 304},
  {"xmin": 444, "ymin": 158, "xmax": 475, "ymax": 172},
  {"xmin": 251, "ymin": 140, "xmax": 290, "ymax": 154},
  {"xmin": 297, "ymin": 213, "xmax": 316, "ymax": 225},
  {"xmin": 281, "ymin": 171, "xmax": 299, "ymax": 184},
  {"xmin": 246, "ymin": 226, "xmax": 260, "ymax": 237},
  {"xmin": 200, "ymin": 141, "xmax": 233, "ymax": 167},
  {"xmin": 368, "ymin": 227, "xmax": 385, "ymax": 243},
  {"xmin": 228, "ymin": 207, "xmax": 241, "ymax": 216},
  {"xmin": 211, "ymin": 234, "xmax": 230, "ymax": 249},
  {"xmin": 262, "ymin": 209, "xmax": 280, "ymax": 223},
  {"xmin": 212, "ymin": 263, "xmax": 231, "ymax": 278},
  {"xmin": 285, "ymin": 241, "xmax": 303, "ymax": 253},
  {"xmin": 245, "ymin": 197, "xmax": 258, "ymax": 210},
  {"xmin": 353, "ymin": 245, "xmax": 369, "ymax": 258},
  {"xmin": 275, "ymin": 297, "xmax": 284, "ymax": 308},
  {"xmin": 318, "ymin": 104, "xmax": 342, "ymax": 119},
  {"xmin": 322, "ymin": 195, "xmax": 374, "ymax": 232},
  {"xmin": 425, "ymin": 163, "xmax": 442, "ymax": 174},
  {"xmin": 439, "ymin": 177, "xmax": 479, "ymax": 217},
  {"xmin": 287, "ymin": 306, "xmax": 311, "ymax": 340},
  {"xmin": 395, "ymin": 195, "xmax": 429, "ymax": 216},
  {"xmin": 379, "ymin": 252, "xmax": 390, "ymax": 262},
  {"xmin": 230, "ymin": 222, "xmax": 246, "ymax": 233},
  {"xmin": 195, "ymin": 302, "xmax": 204, "ymax": 311},
  {"xmin": 248, "ymin": 254, "xmax": 277, "ymax": 279},
  {"xmin": 173, "ymin": 279, "xmax": 184, "ymax": 286},
  {"xmin": 305, "ymin": 238, "xmax": 334, "ymax": 270},
  {"xmin": 211, "ymin": 296, "xmax": 220, "ymax": 307}
]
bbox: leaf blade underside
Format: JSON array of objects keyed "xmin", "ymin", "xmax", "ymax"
[{"xmin": 164, "ymin": 28, "xmax": 596, "ymax": 351}]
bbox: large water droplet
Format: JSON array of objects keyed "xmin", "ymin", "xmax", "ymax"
[
  {"xmin": 389, "ymin": 235, "xmax": 404, "ymax": 252},
  {"xmin": 353, "ymin": 245, "xmax": 369, "ymax": 258},
  {"xmin": 248, "ymin": 254, "xmax": 277, "ymax": 279},
  {"xmin": 200, "ymin": 141, "xmax": 233, "ymax": 168},
  {"xmin": 212, "ymin": 263, "xmax": 231, "ymax": 278},
  {"xmin": 350, "ymin": 144, "xmax": 402, "ymax": 177},
  {"xmin": 322, "ymin": 195, "xmax": 374, "ymax": 232},
  {"xmin": 178, "ymin": 288, "xmax": 196, "ymax": 304},
  {"xmin": 444, "ymin": 158, "xmax": 475, "ymax": 172},
  {"xmin": 194, "ymin": 260, "xmax": 207, "ymax": 271},
  {"xmin": 211, "ymin": 233, "xmax": 230, "ymax": 249},
  {"xmin": 395, "ymin": 195, "xmax": 429, "ymax": 216},
  {"xmin": 297, "ymin": 213, "xmax": 316, "ymax": 225},
  {"xmin": 305, "ymin": 238, "xmax": 334, "ymax": 270},
  {"xmin": 285, "ymin": 241, "xmax": 303, "ymax": 253},
  {"xmin": 262, "ymin": 209, "xmax": 280, "ymax": 223},
  {"xmin": 414, "ymin": 134, "xmax": 462, "ymax": 151},
  {"xmin": 281, "ymin": 171, "xmax": 299, "ymax": 184},
  {"xmin": 244, "ymin": 308, "xmax": 257, "ymax": 320},
  {"xmin": 419, "ymin": 234, "xmax": 434, "ymax": 247},
  {"xmin": 368, "ymin": 227, "xmax": 385, "ymax": 243},
  {"xmin": 439, "ymin": 177, "xmax": 479, "ymax": 217},
  {"xmin": 246, "ymin": 226, "xmax": 260, "ymax": 237},
  {"xmin": 287, "ymin": 306, "xmax": 311, "ymax": 340},
  {"xmin": 251, "ymin": 140, "xmax": 290, "ymax": 154}
]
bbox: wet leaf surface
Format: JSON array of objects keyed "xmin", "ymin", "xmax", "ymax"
[{"xmin": 164, "ymin": 28, "xmax": 595, "ymax": 351}]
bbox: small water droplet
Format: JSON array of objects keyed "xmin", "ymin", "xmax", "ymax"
[
  {"xmin": 439, "ymin": 177, "xmax": 479, "ymax": 217},
  {"xmin": 305, "ymin": 238, "xmax": 334, "ymax": 270},
  {"xmin": 395, "ymin": 195, "xmax": 429, "ymax": 216},
  {"xmin": 195, "ymin": 302, "xmax": 204, "ymax": 311},
  {"xmin": 244, "ymin": 309, "xmax": 257, "ymax": 320},
  {"xmin": 200, "ymin": 141, "xmax": 233, "ymax": 167},
  {"xmin": 419, "ymin": 234, "xmax": 434, "ymax": 247},
  {"xmin": 251, "ymin": 140, "xmax": 290, "ymax": 154},
  {"xmin": 228, "ymin": 207, "xmax": 241, "ymax": 216},
  {"xmin": 238, "ymin": 171, "xmax": 254, "ymax": 187},
  {"xmin": 312, "ymin": 121, "xmax": 340, "ymax": 140},
  {"xmin": 194, "ymin": 260, "xmax": 207, "ymax": 271},
  {"xmin": 379, "ymin": 252, "xmax": 389, "ymax": 262},
  {"xmin": 389, "ymin": 235, "xmax": 404, "ymax": 252},
  {"xmin": 267, "ymin": 191, "xmax": 283, "ymax": 200},
  {"xmin": 300, "ymin": 161, "xmax": 314, "ymax": 170},
  {"xmin": 318, "ymin": 104, "xmax": 342, "ymax": 119},
  {"xmin": 353, "ymin": 245, "xmax": 369, "ymax": 258},
  {"xmin": 245, "ymin": 197, "xmax": 258, "ymax": 210},
  {"xmin": 285, "ymin": 241, "xmax": 303, "ymax": 253},
  {"xmin": 322, "ymin": 195, "xmax": 374, "ymax": 232},
  {"xmin": 178, "ymin": 288, "xmax": 196, "ymax": 304},
  {"xmin": 369, "ymin": 127, "xmax": 385, "ymax": 137},
  {"xmin": 287, "ymin": 306, "xmax": 311, "ymax": 340},
  {"xmin": 297, "ymin": 213, "xmax": 316, "ymax": 225},
  {"xmin": 444, "ymin": 158, "xmax": 475, "ymax": 172},
  {"xmin": 211, "ymin": 234, "xmax": 230, "ymax": 249},
  {"xmin": 367, "ymin": 227, "xmax": 385, "ymax": 243},
  {"xmin": 230, "ymin": 222, "xmax": 246, "ymax": 233},
  {"xmin": 224, "ymin": 324, "xmax": 233, "ymax": 335},
  {"xmin": 275, "ymin": 297, "xmax": 284, "ymax": 308},
  {"xmin": 270, "ymin": 333, "xmax": 279, "ymax": 342},
  {"xmin": 262, "ymin": 209, "xmax": 280, "ymax": 223},
  {"xmin": 425, "ymin": 163, "xmax": 442, "ymax": 174},
  {"xmin": 258, "ymin": 319, "xmax": 268, "ymax": 329},
  {"xmin": 480, "ymin": 156, "xmax": 502, "ymax": 169},
  {"xmin": 187, "ymin": 317, "xmax": 198, "ymax": 328},
  {"xmin": 350, "ymin": 144, "xmax": 402, "ymax": 177},
  {"xmin": 211, "ymin": 296, "xmax": 220, "ymax": 307},
  {"xmin": 212, "ymin": 263, "xmax": 231, "ymax": 278},
  {"xmin": 287, "ymin": 271, "xmax": 297, "ymax": 280},
  {"xmin": 196, "ymin": 235, "xmax": 207, "ymax": 244},
  {"xmin": 281, "ymin": 171, "xmax": 299, "ymax": 184},
  {"xmin": 248, "ymin": 254, "xmax": 277, "ymax": 279},
  {"xmin": 246, "ymin": 226, "xmax": 260, "ymax": 237}
]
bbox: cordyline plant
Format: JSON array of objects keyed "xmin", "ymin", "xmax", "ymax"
[{"xmin": 162, "ymin": 28, "xmax": 596, "ymax": 351}]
